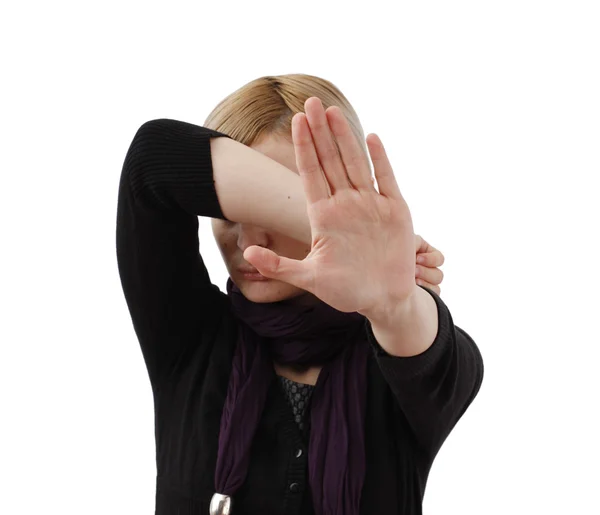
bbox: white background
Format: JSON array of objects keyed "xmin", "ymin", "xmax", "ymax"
[{"xmin": 2, "ymin": 1, "xmax": 599, "ymax": 513}]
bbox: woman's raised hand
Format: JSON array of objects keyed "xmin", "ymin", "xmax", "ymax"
[{"xmin": 244, "ymin": 97, "xmax": 419, "ymax": 317}]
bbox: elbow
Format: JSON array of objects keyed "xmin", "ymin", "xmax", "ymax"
[
  {"xmin": 133, "ymin": 119, "xmax": 168, "ymax": 142},
  {"xmin": 122, "ymin": 120, "xmax": 163, "ymax": 178},
  {"xmin": 122, "ymin": 119, "xmax": 172, "ymax": 188},
  {"xmin": 457, "ymin": 326, "xmax": 484, "ymax": 403}
]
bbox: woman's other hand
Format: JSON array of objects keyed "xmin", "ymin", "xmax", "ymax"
[{"xmin": 414, "ymin": 234, "xmax": 444, "ymax": 296}]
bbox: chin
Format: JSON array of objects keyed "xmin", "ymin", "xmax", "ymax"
[{"xmin": 235, "ymin": 277, "xmax": 305, "ymax": 304}]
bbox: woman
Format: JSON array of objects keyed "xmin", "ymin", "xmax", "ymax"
[{"xmin": 116, "ymin": 73, "xmax": 484, "ymax": 515}]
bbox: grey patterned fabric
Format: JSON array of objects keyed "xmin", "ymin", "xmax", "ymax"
[{"xmin": 277, "ymin": 375, "xmax": 315, "ymax": 431}]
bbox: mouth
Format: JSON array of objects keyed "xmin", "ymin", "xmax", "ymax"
[{"xmin": 237, "ymin": 267, "xmax": 270, "ymax": 281}]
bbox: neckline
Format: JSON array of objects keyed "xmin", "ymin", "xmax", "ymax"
[{"xmin": 276, "ymin": 375, "xmax": 315, "ymax": 388}]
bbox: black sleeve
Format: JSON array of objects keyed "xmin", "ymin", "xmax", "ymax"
[
  {"xmin": 116, "ymin": 119, "xmax": 232, "ymax": 387},
  {"xmin": 365, "ymin": 286, "xmax": 484, "ymax": 461}
]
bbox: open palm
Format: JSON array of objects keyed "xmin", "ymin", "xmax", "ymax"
[{"xmin": 244, "ymin": 97, "xmax": 417, "ymax": 316}]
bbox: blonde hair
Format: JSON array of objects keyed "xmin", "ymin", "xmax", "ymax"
[{"xmin": 203, "ymin": 73, "xmax": 369, "ymax": 160}]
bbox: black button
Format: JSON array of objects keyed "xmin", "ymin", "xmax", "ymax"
[
  {"xmin": 289, "ymin": 482, "xmax": 300, "ymax": 493},
  {"xmin": 295, "ymin": 449, "xmax": 303, "ymax": 458}
]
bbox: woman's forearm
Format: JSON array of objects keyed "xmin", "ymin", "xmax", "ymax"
[{"xmin": 210, "ymin": 137, "xmax": 312, "ymax": 245}]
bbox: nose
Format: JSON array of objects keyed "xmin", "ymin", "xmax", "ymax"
[{"xmin": 237, "ymin": 223, "xmax": 269, "ymax": 254}]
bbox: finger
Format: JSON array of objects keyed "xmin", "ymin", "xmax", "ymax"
[
  {"xmin": 365, "ymin": 134, "xmax": 402, "ymax": 199},
  {"xmin": 370, "ymin": 175, "xmax": 379, "ymax": 192},
  {"xmin": 304, "ymin": 97, "xmax": 350, "ymax": 194},
  {"xmin": 325, "ymin": 106, "xmax": 375, "ymax": 192},
  {"xmin": 243, "ymin": 245, "xmax": 313, "ymax": 291},
  {"xmin": 414, "ymin": 235, "xmax": 445, "ymax": 266},
  {"xmin": 416, "ymin": 279, "xmax": 441, "ymax": 296},
  {"xmin": 415, "ymin": 264, "xmax": 444, "ymax": 286},
  {"xmin": 292, "ymin": 112, "xmax": 330, "ymax": 204},
  {"xmin": 416, "ymin": 250, "xmax": 445, "ymax": 267},
  {"xmin": 414, "ymin": 234, "xmax": 434, "ymax": 254}
]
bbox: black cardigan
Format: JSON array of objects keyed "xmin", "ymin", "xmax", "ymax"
[{"xmin": 115, "ymin": 119, "xmax": 484, "ymax": 515}]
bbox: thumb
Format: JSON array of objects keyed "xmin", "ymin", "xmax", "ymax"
[{"xmin": 243, "ymin": 246, "xmax": 310, "ymax": 289}]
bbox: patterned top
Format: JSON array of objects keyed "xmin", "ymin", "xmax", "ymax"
[{"xmin": 277, "ymin": 375, "xmax": 315, "ymax": 431}]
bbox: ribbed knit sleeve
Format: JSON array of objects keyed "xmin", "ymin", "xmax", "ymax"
[
  {"xmin": 116, "ymin": 119, "xmax": 232, "ymax": 387},
  {"xmin": 365, "ymin": 285, "xmax": 484, "ymax": 462},
  {"xmin": 123, "ymin": 119, "xmax": 231, "ymax": 218}
]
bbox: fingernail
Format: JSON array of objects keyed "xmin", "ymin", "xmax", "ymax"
[{"xmin": 417, "ymin": 256, "xmax": 424, "ymax": 264}]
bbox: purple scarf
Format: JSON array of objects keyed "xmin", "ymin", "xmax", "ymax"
[{"xmin": 215, "ymin": 277, "xmax": 369, "ymax": 515}]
